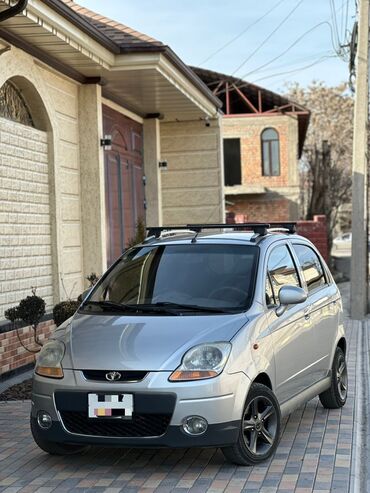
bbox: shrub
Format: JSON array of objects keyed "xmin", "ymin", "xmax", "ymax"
[
  {"xmin": 127, "ymin": 218, "xmax": 146, "ymax": 248},
  {"xmin": 53, "ymin": 300, "xmax": 80, "ymax": 327},
  {"xmin": 4, "ymin": 288, "xmax": 45, "ymax": 353}
]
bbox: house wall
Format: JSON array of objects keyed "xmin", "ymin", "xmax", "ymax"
[
  {"xmin": 0, "ymin": 118, "xmax": 53, "ymax": 317},
  {"xmin": 0, "ymin": 46, "xmax": 85, "ymax": 320},
  {"xmin": 223, "ymin": 114, "xmax": 300, "ymax": 222},
  {"xmin": 160, "ymin": 118, "xmax": 224, "ymax": 224},
  {"xmin": 39, "ymin": 66, "xmax": 84, "ymax": 299}
]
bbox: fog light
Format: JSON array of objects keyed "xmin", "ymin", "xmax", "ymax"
[
  {"xmin": 37, "ymin": 411, "xmax": 52, "ymax": 430},
  {"xmin": 182, "ymin": 416, "xmax": 208, "ymax": 435}
]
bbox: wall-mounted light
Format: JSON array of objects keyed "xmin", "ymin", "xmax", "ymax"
[
  {"xmin": 100, "ymin": 135, "xmax": 112, "ymax": 151},
  {"xmin": 159, "ymin": 160, "xmax": 168, "ymax": 170}
]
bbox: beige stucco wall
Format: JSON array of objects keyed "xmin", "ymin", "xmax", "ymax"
[
  {"xmin": 160, "ymin": 118, "xmax": 224, "ymax": 225},
  {"xmin": 0, "ymin": 45, "xmax": 85, "ymax": 316},
  {"xmin": 0, "ymin": 118, "xmax": 53, "ymax": 317},
  {"xmin": 39, "ymin": 66, "xmax": 84, "ymax": 299}
]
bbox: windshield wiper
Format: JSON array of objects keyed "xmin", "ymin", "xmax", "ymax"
[
  {"xmin": 81, "ymin": 300, "xmax": 178, "ymax": 315},
  {"xmin": 143, "ymin": 302, "xmax": 236, "ymax": 314}
]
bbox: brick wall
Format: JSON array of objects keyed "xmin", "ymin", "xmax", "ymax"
[
  {"xmin": 0, "ymin": 117, "xmax": 53, "ymax": 319},
  {"xmin": 296, "ymin": 215, "xmax": 329, "ymax": 261},
  {"xmin": 0, "ymin": 319, "xmax": 55, "ymax": 377},
  {"xmin": 226, "ymin": 213, "xmax": 329, "ymax": 261},
  {"xmin": 226, "ymin": 194, "xmax": 298, "ymax": 222},
  {"xmin": 223, "ymin": 114, "xmax": 299, "ymax": 189}
]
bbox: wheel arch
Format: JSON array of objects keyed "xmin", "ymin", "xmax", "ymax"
[
  {"xmin": 252, "ymin": 372, "xmax": 272, "ymax": 390},
  {"xmin": 337, "ymin": 337, "xmax": 347, "ymax": 356}
]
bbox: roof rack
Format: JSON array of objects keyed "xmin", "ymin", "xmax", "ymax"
[{"xmin": 146, "ymin": 222, "xmax": 297, "ymax": 240}]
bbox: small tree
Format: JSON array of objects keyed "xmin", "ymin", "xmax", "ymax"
[
  {"xmin": 127, "ymin": 218, "xmax": 146, "ymax": 249},
  {"xmin": 286, "ymin": 81, "xmax": 354, "ymax": 253},
  {"xmin": 4, "ymin": 288, "xmax": 46, "ymax": 353}
]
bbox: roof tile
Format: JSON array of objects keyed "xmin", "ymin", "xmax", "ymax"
[{"xmin": 59, "ymin": 0, "xmax": 163, "ymax": 48}]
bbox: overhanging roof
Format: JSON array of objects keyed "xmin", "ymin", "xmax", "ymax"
[
  {"xmin": 193, "ymin": 67, "xmax": 310, "ymax": 157},
  {"xmin": 0, "ymin": 0, "xmax": 221, "ymax": 121}
]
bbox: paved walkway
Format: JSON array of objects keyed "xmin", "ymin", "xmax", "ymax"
[{"xmin": 0, "ymin": 317, "xmax": 363, "ymax": 493}]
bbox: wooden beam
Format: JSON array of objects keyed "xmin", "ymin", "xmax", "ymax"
[
  {"xmin": 231, "ymin": 83, "xmax": 258, "ymax": 113},
  {"xmin": 213, "ymin": 80, "xmax": 224, "ymax": 95},
  {"xmin": 226, "ymin": 82, "xmax": 230, "ymax": 115},
  {"xmin": 258, "ymin": 90, "xmax": 262, "ymax": 113}
]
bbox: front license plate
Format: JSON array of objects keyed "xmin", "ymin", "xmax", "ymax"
[{"xmin": 88, "ymin": 393, "xmax": 133, "ymax": 419}]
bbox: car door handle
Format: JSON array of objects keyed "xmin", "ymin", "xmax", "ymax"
[{"xmin": 304, "ymin": 307, "xmax": 311, "ymax": 320}]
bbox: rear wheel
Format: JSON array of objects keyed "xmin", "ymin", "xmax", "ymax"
[
  {"xmin": 319, "ymin": 347, "xmax": 348, "ymax": 409},
  {"xmin": 30, "ymin": 418, "xmax": 89, "ymax": 455},
  {"xmin": 221, "ymin": 383, "xmax": 281, "ymax": 466}
]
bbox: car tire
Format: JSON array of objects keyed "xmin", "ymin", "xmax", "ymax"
[
  {"xmin": 221, "ymin": 383, "xmax": 281, "ymax": 466},
  {"xmin": 30, "ymin": 418, "xmax": 89, "ymax": 455},
  {"xmin": 319, "ymin": 347, "xmax": 348, "ymax": 409}
]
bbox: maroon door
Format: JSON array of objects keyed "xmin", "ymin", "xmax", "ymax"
[{"xmin": 103, "ymin": 105, "xmax": 145, "ymax": 266}]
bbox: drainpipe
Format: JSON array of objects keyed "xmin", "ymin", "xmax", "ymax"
[{"xmin": 0, "ymin": 0, "xmax": 28, "ymax": 23}]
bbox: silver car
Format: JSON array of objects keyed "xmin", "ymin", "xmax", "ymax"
[{"xmin": 31, "ymin": 223, "xmax": 347, "ymax": 465}]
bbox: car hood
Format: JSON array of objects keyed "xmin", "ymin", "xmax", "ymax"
[{"xmin": 62, "ymin": 312, "xmax": 248, "ymax": 371}]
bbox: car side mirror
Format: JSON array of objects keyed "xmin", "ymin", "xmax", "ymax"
[{"xmin": 276, "ymin": 285, "xmax": 307, "ymax": 317}]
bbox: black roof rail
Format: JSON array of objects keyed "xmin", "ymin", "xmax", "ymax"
[{"xmin": 147, "ymin": 223, "xmax": 271, "ymax": 238}]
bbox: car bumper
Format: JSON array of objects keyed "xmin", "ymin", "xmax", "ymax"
[{"xmin": 31, "ymin": 369, "xmax": 249, "ymax": 448}]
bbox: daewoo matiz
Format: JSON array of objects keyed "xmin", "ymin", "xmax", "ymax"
[{"xmin": 31, "ymin": 223, "xmax": 347, "ymax": 465}]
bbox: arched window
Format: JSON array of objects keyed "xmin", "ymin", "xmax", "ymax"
[
  {"xmin": 0, "ymin": 81, "xmax": 34, "ymax": 127},
  {"xmin": 261, "ymin": 128, "xmax": 280, "ymax": 176}
]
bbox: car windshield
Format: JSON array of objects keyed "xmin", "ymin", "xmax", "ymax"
[{"xmin": 82, "ymin": 243, "xmax": 259, "ymax": 313}]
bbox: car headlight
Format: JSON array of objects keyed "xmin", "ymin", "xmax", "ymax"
[
  {"xmin": 35, "ymin": 340, "xmax": 65, "ymax": 379},
  {"xmin": 169, "ymin": 342, "xmax": 231, "ymax": 381}
]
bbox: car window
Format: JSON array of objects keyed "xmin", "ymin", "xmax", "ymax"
[
  {"xmin": 86, "ymin": 243, "xmax": 259, "ymax": 311},
  {"xmin": 292, "ymin": 244, "xmax": 326, "ymax": 293},
  {"xmin": 265, "ymin": 274, "xmax": 276, "ymax": 307},
  {"xmin": 267, "ymin": 244, "xmax": 300, "ymax": 305}
]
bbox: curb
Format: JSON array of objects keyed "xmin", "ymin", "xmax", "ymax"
[{"xmin": 350, "ymin": 320, "xmax": 369, "ymax": 493}]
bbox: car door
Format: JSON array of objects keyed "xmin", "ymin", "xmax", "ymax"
[
  {"xmin": 264, "ymin": 242, "xmax": 316, "ymax": 404},
  {"xmin": 291, "ymin": 243, "xmax": 339, "ymax": 382}
]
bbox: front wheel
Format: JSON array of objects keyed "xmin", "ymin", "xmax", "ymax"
[
  {"xmin": 221, "ymin": 383, "xmax": 281, "ymax": 466},
  {"xmin": 30, "ymin": 418, "xmax": 89, "ymax": 455},
  {"xmin": 319, "ymin": 347, "xmax": 348, "ymax": 409}
]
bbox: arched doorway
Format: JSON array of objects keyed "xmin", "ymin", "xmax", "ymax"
[{"xmin": 0, "ymin": 76, "xmax": 53, "ymax": 318}]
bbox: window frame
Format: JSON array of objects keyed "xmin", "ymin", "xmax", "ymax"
[
  {"xmin": 291, "ymin": 242, "xmax": 329, "ymax": 295},
  {"xmin": 261, "ymin": 127, "xmax": 280, "ymax": 177},
  {"xmin": 263, "ymin": 241, "xmax": 302, "ymax": 309}
]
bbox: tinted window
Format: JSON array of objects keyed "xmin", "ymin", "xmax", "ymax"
[
  {"xmin": 267, "ymin": 245, "xmax": 300, "ymax": 304},
  {"xmin": 293, "ymin": 244, "xmax": 326, "ymax": 292},
  {"xmin": 224, "ymin": 138, "xmax": 241, "ymax": 186},
  {"xmin": 87, "ymin": 244, "xmax": 259, "ymax": 311}
]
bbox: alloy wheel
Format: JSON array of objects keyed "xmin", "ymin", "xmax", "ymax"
[
  {"xmin": 336, "ymin": 355, "xmax": 348, "ymax": 401},
  {"xmin": 242, "ymin": 395, "xmax": 278, "ymax": 456}
]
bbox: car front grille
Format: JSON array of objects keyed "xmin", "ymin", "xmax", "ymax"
[
  {"xmin": 60, "ymin": 411, "xmax": 171, "ymax": 437},
  {"xmin": 82, "ymin": 370, "xmax": 148, "ymax": 382}
]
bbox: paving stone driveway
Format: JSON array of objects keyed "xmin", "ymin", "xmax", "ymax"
[{"xmin": 0, "ymin": 320, "xmax": 360, "ymax": 493}]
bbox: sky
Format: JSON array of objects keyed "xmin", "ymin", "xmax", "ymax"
[{"xmin": 77, "ymin": 0, "xmax": 356, "ymax": 93}]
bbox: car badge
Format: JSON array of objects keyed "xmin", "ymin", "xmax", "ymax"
[{"xmin": 105, "ymin": 371, "xmax": 122, "ymax": 381}]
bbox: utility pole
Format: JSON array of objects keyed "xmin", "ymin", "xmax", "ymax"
[{"xmin": 350, "ymin": 0, "xmax": 369, "ymax": 319}]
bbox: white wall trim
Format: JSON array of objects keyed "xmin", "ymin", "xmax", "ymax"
[{"xmin": 102, "ymin": 97, "xmax": 143, "ymax": 124}]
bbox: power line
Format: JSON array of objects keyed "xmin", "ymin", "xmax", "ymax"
[
  {"xmin": 215, "ymin": 21, "xmax": 339, "ymax": 98},
  {"xmin": 239, "ymin": 21, "xmax": 338, "ymax": 80},
  {"xmin": 199, "ymin": 0, "xmax": 288, "ymax": 65},
  {"xmin": 250, "ymin": 54, "xmax": 337, "ymax": 84},
  {"xmin": 230, "ymin": 0, "xmax": 305, "ymax": 76},
  {"xmin": 330, "ymin": 0, "xmax": 342, "ymax": 48}
]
